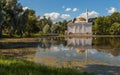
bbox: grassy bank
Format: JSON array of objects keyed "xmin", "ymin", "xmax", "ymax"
[
  {"xmin": 0, "ymin": 57, "xmax": 93, "ymax": 75},
  {"xmin": 1, "ymin": 33, "xmax": 58, "ymax": 38}
]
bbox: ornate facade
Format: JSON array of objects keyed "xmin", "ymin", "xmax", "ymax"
[{"xmin": 67, "ymin": 9, "xmax": 92, "ymax": 34}]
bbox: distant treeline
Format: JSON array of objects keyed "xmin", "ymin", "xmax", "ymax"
[
  {"xmin": 93, "ymin": 12, "xmax": 120, "ymax": 35},
  {"xmin": 0, "ymin": 0, "xmax": 120, "ymax": 38},
  {"xmin": 0, "ymin": 0, "xmax": 68, "ymax": 38}
]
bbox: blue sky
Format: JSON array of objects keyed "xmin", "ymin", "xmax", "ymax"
[{"xmin": 19, "ymin": 0, "xmax": 120, "ymax": 22}]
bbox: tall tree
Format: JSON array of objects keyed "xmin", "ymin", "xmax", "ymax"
[
  {"xmin": 50, "ymin": 24, "xmax": 60, "ymax": 33},
  {"xmin": 109, "ymin": 22, "xmax": 120, "ymax": 35},
  {"xmin": 43, "ymin": 24, "xmax": 50, "ymax": 34},
  {"xmin": 93, "ymin": 12, "xmax": 120, "ymax": 35},
  {"xmin": 1, "ymin": 0, "xmax": 23, "ymax": 37},
  {"xmin": 23, "ymin": 9, "xmax": 39, "ymax": 36},
  {"xmin": 0, "ymin": 0, "xmax": 5, "ymax": 37}
]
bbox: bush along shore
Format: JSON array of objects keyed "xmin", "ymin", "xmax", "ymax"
[{"xmin": 0, "ymin": 57, "xmax": 94, "ymax": 75}]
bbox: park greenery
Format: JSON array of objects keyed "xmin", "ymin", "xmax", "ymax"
[
  {"xmin": 0, "ymin": 0, "xmax": 68, "ymax": 38},
  {"xmin": 93, "ymin": 12, "xmax": 120, "ymax": 35},
  {"xmin": 0, "ymin": 57, "xmax": 94, "ymax": 75},
  {"xmin": 0, "ymin": 0, "xmax": 120, "ymax": 38}
]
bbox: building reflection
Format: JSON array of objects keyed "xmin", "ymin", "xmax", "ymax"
[
  {"xmin": 32, "ymin": 37, "xmax": 120, "ymax": 67},
  {"xmin": 66, "ymin": 37, "xmax": 92, "ymax": 50},
  {"xmin": 65, "ymin": 37, "xmax": 92, "ymax": 64}
]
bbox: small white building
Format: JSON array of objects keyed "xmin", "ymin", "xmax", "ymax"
[{"xmin": 67, "ymin": 9, "xmax": 92, "ymax": 34}]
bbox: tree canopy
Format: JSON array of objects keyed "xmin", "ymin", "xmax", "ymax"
[
  {"xmin": 0, "ymin": 0, "xmax": 120, "ymax": 38},
  {"xmin": 0, "ymin": 0, "xmax": 68, "ymax": 37},
  {"xmin": 93, "ymin": 12, "xmax": 120, "ymax": 35}
]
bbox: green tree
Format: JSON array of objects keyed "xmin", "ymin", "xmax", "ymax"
[
  {"xmin": 0, "ymin": 0, "xmax": 3, "ymax": 37},
  {"xmin": 93, "ymin": 12, "xmax": 120, "ymax": 35},
  {"xmin": 93, "ymin": 17, "xmax": 104, "ymax": 34},
  {"xmin": 24, "ymin": 9, "xmax": 39, "ymax": 36},
  {"xmin": 109, "ymin": 22, "xmax": 120, "ymax": 35},
  {"xmin": 43, "ymin": 24, "xmax": 50, "ymax": 34},
  {"xmin": 1, "ymin": 0, "xmax": 23, "ymax": 37},
  {"xmin": 0, "ymin": 0, "xmax": 6, "ymax": 37},
  {"xmin": 47, "ymin": 17, "xmax": 52, "ymax": 27},
  {"xmin": 54, "ymin": 20, "xmax": 68, "ymax": 34},
  {"xmin": 109, "ymin": 12, "xmax": 120, "ymax": 24},
  {"xmin": 50, "ymin": 24, "xmax": 60, "ymax": 33}
]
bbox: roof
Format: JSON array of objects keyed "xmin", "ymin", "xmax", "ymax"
[
  {"xmin": 76, "ymin": 17, "xmax": 86, "ymax": 22},
  {"xmin": 67, "ymin": 17, "xmax": 86, "ymax": 25}
]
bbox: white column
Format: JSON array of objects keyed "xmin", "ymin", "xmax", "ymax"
[
  {"xmin": 73, "ymin": 26, "xmax": 75, "ymax": 33},
  {"xmin": 86, "ymin": 9, "xmax": 88, "ymax": 23},
  {"xmin": 78, "ymin": 25, "xmax": 80, "ymax": 33},
  {"xmin": 82, "ymin": 23, "xmax": 85, "ymax": 33},
  {"xmin": 74, "ymin": 25, "xmax": 77, "ymax": 33}
]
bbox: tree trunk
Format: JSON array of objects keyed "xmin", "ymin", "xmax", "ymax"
[
  {"xmin": 0, "ymin": 25, "xmax": 2, "ymax": 38},
  {"xmin": 20, "ymin": 31, "xmax": 23, "ymax": 38}
]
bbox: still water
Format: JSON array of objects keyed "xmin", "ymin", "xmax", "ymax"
[{"xmin": 0, "ymin": 37, "xmax": 120, "ymax": 75}]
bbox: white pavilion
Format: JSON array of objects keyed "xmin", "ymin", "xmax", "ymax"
[{"xmin": 67, "ymin": 9, "xmax": 92, "ymax": 34}]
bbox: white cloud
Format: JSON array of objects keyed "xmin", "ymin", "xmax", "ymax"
[
  {"xmin": 78, "ymin": 11, "xmax": 99, "ymax": 18},
  {"xmin": 44, "ymin": 12, "xmax": 71, "ymax": 22},
  {"xmin": 108, "ymin": 7, "xmax": 117, "ymax": 14},
  {"xmin": 73, "ymin": 8, "xmax": 79, "ymax": 12},
  {"xmin": 65, "ymin": 7, "xmax": 79, "ymax": 12},
  {"xmin": 65, "ymin": 8, "xmax": 72, "ymax": 11},
  {"xmin": 23, "ymin": 7, "xmax": 29, "ymax": 10},
  {"xmin": 61, "ymin": 14, "xmax": 70, "ymax": 19},
  {"xmin": 44, "ymin": 12, "xmax": 60, "ymax": 21}
]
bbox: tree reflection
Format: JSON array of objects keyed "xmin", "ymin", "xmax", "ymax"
[
  {"xmin": 0, "ymin": 37, "xmax": 120, "ymax": 57},
  {"xmin": 93, "ymin": 37, "xmax": 120, "ymax": 56}
]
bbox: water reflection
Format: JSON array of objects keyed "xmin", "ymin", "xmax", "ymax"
[
  {"xmin": 93, "ymin": 37, "xmax": 120, "ymax": 56},
  {"xmin": 66, "ymin": 38, "xmax": 92, "ymax": 53},
  {"xmin": 33, "ymin": 37, "xmax": 120, "ymax": 75},
  {"xmin": 67, "ymin": 37, "xmax": 92, "ymax": 47},
  {"xmin": 0, "ymin": 37, "xmax": 120, "ymax": 74},
  {"xmin": 35, "ymin": 39, "xmax": 120, "ymax": 67}
]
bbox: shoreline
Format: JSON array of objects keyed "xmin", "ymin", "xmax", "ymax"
[
  {"xmin": 58, "ymin": 34, "xmax": 120, "ymax": 37},
  {"xmin": 1, "ymin": 35, "xmax": 120, "ymax": 39}
]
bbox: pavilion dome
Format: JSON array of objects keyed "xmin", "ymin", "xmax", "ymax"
[
  {"xmin": 67, "ymin": 17, "xmax": 86, "ymax": 25},
  {"xmin": 75, "ymin": 17, "xmax": 86, "ymax": 23}
]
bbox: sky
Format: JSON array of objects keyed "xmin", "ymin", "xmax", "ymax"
[{"xmin": 19, "ymin": 0, "xmax": 120, "ymax": 22}]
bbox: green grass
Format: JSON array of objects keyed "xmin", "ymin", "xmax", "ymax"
[
  {"xmin": 0, "ymin": 57, "xmax": 94, "ymax": 75},
  {"xmin": 1, "ymin": 33, "xmax": 57, "ymax": 38}
]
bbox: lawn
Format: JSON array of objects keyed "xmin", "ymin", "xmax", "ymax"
[{"xmin": 0, "ymin": 57, "xmax": 94, "ymax": 75}]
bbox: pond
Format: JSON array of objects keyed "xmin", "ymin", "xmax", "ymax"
[{"xmin": 0, "ymin": 37, "xmax": 120, "ymax": 75}]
